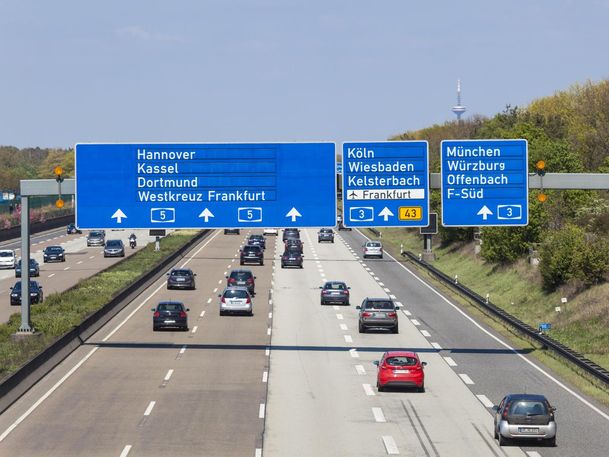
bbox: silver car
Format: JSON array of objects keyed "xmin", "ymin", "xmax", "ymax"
[
  {"xmin": 219, "ymin": 287, "xmax": 253, "ymax": 316},
  {"xmin": 363, "ymin": 241, "xmax": 383, "ymax": 259},
  {"xmin": 357, "ymin": 298, "xmax": 400, "ymax": 333},
  {"xmin": 87, "ymin": 231, "xmax": 105, "ymax": 247},
  {"xmin": 493, "ymin": 394, "xmax": 557, "ymax": 446}
]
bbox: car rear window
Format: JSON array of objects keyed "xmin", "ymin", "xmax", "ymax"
[
  {"xmin": 385, "ymin": 356, "xmax": 418, "ymax": 366},
  {"xmin": 367, "ymin": 242, "xmax": 382, "ymax": 247},
  {"xmin": 158, "ymin": 303, "xmax": 183, "ymax": 311},
  {"xmin": 171, "ymin": 270, "xmax": 191, "ymax": 277},
  {"xmin": 364, "ymin": 301, "xmax": 394, "ymax": 310},
  {"xmin": 509, "ymin": 401, "xmax": 548, "ymax": 416},
  {"xmin": 230, "ymin": 271, "xmax": 252, "ymax": 280},
  {"xmin": 243, "ymin": 246, "xmax": 260, "ymax": 252},
  {"xmin": 325, "ymin": 283, "xmax": 346, "ymax": 290},
  {"xmin": 224, "ymin": 289, "xmax": 249, "ymax": 298}
]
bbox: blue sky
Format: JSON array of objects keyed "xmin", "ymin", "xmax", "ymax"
[{"xmin": 1, "ymin": 0, "xmax": 608, "ymax": 148}]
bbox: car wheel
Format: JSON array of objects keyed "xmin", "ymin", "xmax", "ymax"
[
  {"xmin": 545, "ymin": 436, "xmax": 556, "ymax": 447},
  {"xmin": 359, "ymin": 323, "xmax": 365, "ymax": 333},
  {"xmin": 417, "ymin": 384, "xmax": 425, "ymax": 393},
  {"xmin": 493, "ymin": 426, "xmax": 498, "ymax": 439},
  {"xmin": 249, "ymin": 311, "xmax": 254, "ymax": 316},
  {"xmin": 392, "ymin": 325, "xmax": 399, "ymax": 334},
  {"xmin": 219, "ymin": 311, "xmax": 225, "ymax": 316},
  {"xmin": 153, "ymin": 326, "xmax": 158, "ymax": 331},
  {"xmin": 498, "ymin": 433, "xmax": 508, "ymax": 447},
  {"xmin": 377, "ymin": 382, "xmax": 384, "ymax": 392},
  {"xmin": 240, "ymin": 262, "xmax": 244, "ymax": 266}
]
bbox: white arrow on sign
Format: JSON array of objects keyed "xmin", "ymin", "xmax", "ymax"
[
  {"xmin": 111, "ymin": 209, "xmax": 127, "ymax": 224},
  {"xmin": 477, "ymin": 205, "xmax": 493, "ymax": 220},
  {"xmin": 198, "ymin": 208, "xmax": 215, "ymax": 223},
  {"xmin": 378, "ymin": 207, "xmax": 394, "ymax": 222},
  {"xmin": 286, "ymin": 207, "xmax": 302, "ymax": 222}
]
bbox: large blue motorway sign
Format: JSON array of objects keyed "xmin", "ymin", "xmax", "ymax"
[
  {"xmin": 441, "ymin": 139, "xmax": 528, "ymax": 227},
  {"xmin": 75, "ymin": 143, "xmax": 336, "ymax": 229},
  {"xmin": 342, "ymin": 141, "xmax": 429, "ymax": 228}
]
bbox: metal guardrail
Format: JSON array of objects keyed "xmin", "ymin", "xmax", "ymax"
[{"xmin": 400, "ymin": 250, "xmax": 609, "ymax": 388}]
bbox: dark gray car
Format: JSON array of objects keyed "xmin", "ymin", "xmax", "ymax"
[
  {"xmin": 320, "ymin": 281, "xmax": 350, "ymax": 305},
  {"xmin": 103, "ymin": 239, "xmax": 125, "ymax": 257},
  {"xmin": 43, "ymin": 245, "xmax": 65, "ymax": 263},
  {"xmin": 167, "ymin": 268, "xmax": 196, "ymax": 290},
  {"xmin": 226, "ymin": 269, "xmax": 256, "ymax": 295},
  {"xmin": 318, "ymin": 228, "xmax": 334, "ymax": 243},
  {"xmin": 493, "ymin": 393, "xmax": 557, "ymax": 446},
  {"xmin": 152, "ymin": 301, "xmax": 189, "ymax": 331},
  {"xmin": 357, "ymin": 298, "xmax": 400, "ymax": 333}
]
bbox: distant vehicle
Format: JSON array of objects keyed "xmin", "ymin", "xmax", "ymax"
[
  {"xmin": 152, "ymin": 301, "xmax": 189, "ymax": 331},
  {"xmin": 282, "ymin": 228, "xmax": 300, "ymax": 241},
  {"xmin": 337, "ymin": 215, "xmax": 351, "ymax": 231},
  {"xmin": 15, "ymin": 259, "xmax": 40, "ymax": 278},
  {"xmin": 226, "ymin": 269, "xmax": 256, "ymax": 295},
  {"xmin": 363, "ymin": 241, "xmax": 383, "ymax": 259},
  {"xmin": 0, "ymin": 249, "xmax": 16, "ymax": 269},
  {"xmin": 240, "ymin": 245, "xmax": 264, "ymax": 266},
  {"xmin": 493, "ymin": 394, "xmax": 557, "ymax": 447},
  {"xmin": 263, "ymin": 228, "xmax": 279, "ymax": 236},
  {"xmin": 320, "ymin": 281, "xmax": 350, "ymax": 305},
  {"xmin": 224, "ymin": 228, "xmax": 240, "ymax": 235},
  {"xmin": 219, "ymin": 287, "xmax": 253, "ymax": 316},
  {"xmin": 86, "ymin": 231, "xmax": 105, "ymax": 247},
  {"xmin": 10, "ymin": 280, "xmax": 43, "ymax": 306},
  {"xmin": 103, "ymin": 239, "xmax": 125, "ymax": 258},
  {"xmin": 284, "ymin": 238, "xmax": 303, "ymax": 253},
  {"xmin": 43, "ymin": 245, "xmax": 65, "ymax": 263},
  {"xmin": 66, "ymin": 223, "xmax": 82, "ymax": 235},
  {"xmin": 317, "ymin": 228, "xmax": 334, "ymax": 243},
  {"xmin": 281, "ymin": 248, "xmax": 303, "ymax": 268},
  {"xmin": 167, "ymin": 268, "xmax": 196, "ymax": 290},
  {"xmin": 374, "ymin": 351, "xmax": 426, "ymax": 392},
  {"xmin": 247, "ymin": 234, "xmax": 266, "ymax": 250},
  {"xmin": 357, "ymin": 298, "xmax": 400, "ymax": 333}
]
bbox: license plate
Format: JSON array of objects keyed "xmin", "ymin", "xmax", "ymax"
[
  {"xmin": 518, "ymin": 427, "xmax": 539, "ymax": 433},
  {"xmin": 164, "ymin": 320, "xmax": 176, "ymax": 324},
  {"xmin": 374, "ymin": 313, "xmax": 386, "ymax": 318},
  {"xmin": 393, "ymin": 369, "xmax": 409, "ymax": 374},
  {"xmin": 330, "ymin": 292, "xmax": 340, "ymax": 295},
  {"xmin": 176, "ymin": 278, "xmax": 185, "ymax": 282}
]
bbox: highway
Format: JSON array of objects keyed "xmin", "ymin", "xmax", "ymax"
[{"xmin": 0, "ymin": 228, "xmax": 607, "ymax": 456}]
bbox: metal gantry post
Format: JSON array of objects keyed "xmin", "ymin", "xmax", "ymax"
[{"xmin": 18, "ymin": 195, "xmax": 33, "ymax": 332}]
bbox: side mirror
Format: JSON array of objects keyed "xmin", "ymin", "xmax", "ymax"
[
  {"xmin": 421, "ymin": 361, "xmax": 427, "ymax": 367},
  {"xmin": 254, "ymin": 276, "xmax": 257, "ymax": 279},
  {"xmin": 356, "ymin": 305, "xmax": 361, "ymax": 310},
  {"xmin": 151, "ymin": 308, "xmax": 155, "ymax": 312},
  {"xmin": 373, "ymin": 360, "xmax": 379, "ymax": 366},
  {"xmin": 186, "ymin": 308, "xmax": 190, "ymax": 311},
  {"xmin": 194, "ymin": 273, "xmax": 197, "ymax": 276},
  {"xmin": 347, "ymin": 287, "xmax": 351, "ymax": 289},
  {"xmin": 225, "ymin": 276, "xmax": 229, "ymax": 279},
  {"xmin": 492, "ymin": 405, "xmax": 499, "ymax": 412},
  {"xmin": 218, "ymin": 294, "xmax": 221, "ymax": 297}
]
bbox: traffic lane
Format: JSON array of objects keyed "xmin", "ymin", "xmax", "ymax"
[
  {"xmin": 341, "ymin": 228, "xmax": 609, "ymax": 456},
  {"xmin": 0, "ymin": 230, "xmax": 272, "ymax": 457},
  {"xmin": 266, "ymin": 229, "xmax": 525, "ymax": 457},
  {"xmin": 0, "ymin": 227, "xmax": 70, "ymax": 251}
]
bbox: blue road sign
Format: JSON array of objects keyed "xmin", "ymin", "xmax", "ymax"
[
  {"xmin": 538, "ymin": 322, "xmax": 552, "ymax": 331},
  {"xmin": 342, "ymin": 141, "xmax": 429, "ymax": 228},
  {"xmin": 441, "ymin": 139, "xmax": 528, "ymax": 227},
  {"xmin": 75, "ymin": 143, "xmax": 336, "ymax": 229}
]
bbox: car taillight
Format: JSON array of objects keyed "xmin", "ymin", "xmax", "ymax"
[
  {"xmin": 221, "ymin": 297, "xmax": 226, "ymax": 303},
  {"xmin": 322, "ymin": 290, "xmax": 330, "ymax": 295},
  {"xmin": 153, "ymin": 311, "xmax": 160, "ymax": 318},
  {"xmin": 246, "ymin": 297, "xmax": 251, "ymax": 304},
  {"xmin": 246, "ymin": 278, "xmax": 253, "ymax": 283},
  {"xmin": 502, "ymin": 403, "xmax": 510, "ymax": 420},
  {"xmin": 362, "ymin": 312, "xmax": 372, "ymax": 317},
  {"xmin": 387, "ymin": 312, "xmax": 397, "ymax": 318},
  {"xmin": 344, "ymin": 290, "xmax": 349, "ymax": 295},
  {"xmin": 179, "ymin": 311, "xmax": 187, "ymax": 318},
  {"xmin": 228, "ymin": 278, "xmax": 236, "ymax": 284}
]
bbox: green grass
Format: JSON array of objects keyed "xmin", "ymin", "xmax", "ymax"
[{"xmin": 0, "ymin": 231, "xmax": 198, "ymax": 379}]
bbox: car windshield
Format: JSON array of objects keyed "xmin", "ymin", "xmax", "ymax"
[
  {"xmin": 364, "ymin": 300, "xmax": 394, "ymax": 310},
  {"xmin": 325, "ymin": 283, "xmax": 346, "ymax": 290},
  {"xmin": 90, "ymin": 232, "xmax": 103, "ymax": 237},
  {"xmin": 106, "ymin": 241, "xmax": 122, "ymax": 247},
  {"xmin": 12, "ymin": 282, "xmax": 39, "ymax": 291},
  {"xmin": 509, "ymin": 401, "xmax": 548, "ymax": 416},
  {"xmin": 171, "ymin": 270, "xmax": 191, "ymax": 277},
  {"xmin": 320, "ymin": 229, "xmax": 332, "ymax": 233},
  {"xmin": 46, "ymin": 247, "xmax": 62, "ymax": 252},
  {"xmin": 224, "ymin": 289, "xmax": 249, "ymax": 299},
  {"xmin": 157, "ymin": 303, "xmax": 183, "ymax": 312},
  {"xmin": 230, "ymin": 271, "xmax": 252, "ymax": 280},
  {"xmin": 385, "ymin": 356, "xmax": 418, "ymax": 366},
  {"xmin": 0, "ymin": 252, "xmax": 13, "ymax": 257}
]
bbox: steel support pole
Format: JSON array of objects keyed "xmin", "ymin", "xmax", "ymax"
[{"xmin": 18, "ymin": 196, "xmax": 33, "ymax": 332}]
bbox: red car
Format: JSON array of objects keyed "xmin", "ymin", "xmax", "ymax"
[{"xmin": 374, "ymin": 351, "xmax": 427, "ymax": 392}]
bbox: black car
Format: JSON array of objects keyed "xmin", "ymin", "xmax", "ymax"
[
  {"xmin": 167, "ymin": 268, "xmax": 196, "ymax": 290},
  {"xmin": 337, "ymin": 215, "xmax": 352, "ymax": 231},
  {"xmin": 284, "ymin": 238, "xmax": 303, "ymax": 254},
  {"xmin": 281, "ymin": 248, "xmax": 303, "ymax": 268},
  {"xmin": 357, "ymin": 298, "xmax": 400, "ymax": 333},
  {"xmin": 152, "ymin": 301, "xmax": 189, "ymax": 331},
  {"xmin": 226, "ymin": 269, "xmax": 256, "ymax": 295},
  {"xmin": 66, "ymin": 223, "xmax": 82, "ymax": 234},
  {"xmin": 318, "ymin": 228, "xmax": 334, "ymax": 243},
  {"xmin": 240, "ymin": 245, "xmax": 264, "ymax": 265},
  {"xmin": 15, "ymin": 259, "xmax": 40, "ymax": 278},
  {"xmin": 224, "ymin": 228, "xmax": 240, "ymax": 235},
  {"xmin": 493, "ymin": 394, "xmax": 557, "ymax": 446},
  {"xmin": 43, "ymin": 245, "xmax": 65, "ymax": 263},
  {"xmin": 103, "ymin": 239, "xmax": 125, "ymax": 257},
  {"xmin": 320, "ymin": 281, "xmax": 350, "ymax": 305},
  {"xmin": 10, "ymin": 280, "xmax": 43, "ymax": 306},
  {"xmin": 282, "ymin": 228, "xmax": 300, "ymax": 241},
  {"xmin": 247, "ymin": 234, "xmax": 266, "ymax": 250}
]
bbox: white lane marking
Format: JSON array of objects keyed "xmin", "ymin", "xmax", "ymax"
[
  {"xmin": 200, "ymin": 310, "xmax": 206, "ymax": 318},
  {"xmin": 164, "ymin": 369, "xmax": 174, "ymax": 382},
  {"xmin": 368, "ymin": 271, "xmax": 375, "ymax": 276},
  {"xmin": 265, "ymin": 347, "xmax": 270, "ymax": 356},
  {"xmin": 378, "ymin": 282, "xmax": 384, "ymax": 286},
  {"xmin": 207, "ymin": 298, "xmax": 212, "ymax": 304},
  {"xmin": 77, "ymin": 261, "xmax": 83, "ymax": 265},
  {"xmin": 0, "ymin": 346, "xmax": 98, "ymax": 443},
  {"xmin": 420, "ymin": 330, "xmax": 431, "ymax": 337},
  {"xmin": 374, "ymin": 276, "xmax": 380, "ymax": 281},
  {"xmin": 89, "ymin": 255, "xmax": 95, "ymax": 259},
  {"xmin": 431, "ymin": 342, "xmax": 442, "ymax": 350},
  {"xmin": 411, "ymin": 319, "xmax": 421, "ymax": 326},
  {"xmin": 336, "ymin": 314, "xmax": 344, "ymax": 320},
  {"xmin": 362, "ymin": 384, "xmax": 375, "ymax": 396},
  {"xmin": 143, "ymin": 401, "xmax": 156, "ymax": 416},
  {"xmin": 226, "ymin": 264, "xmax": 231, "ymax": 268},
  {"xmin": 443, "ymin": 357, "xmax": 457, "ymax": 367},
  {"xmin": 372, "ymin": 407, "xmax": 386, "ymax": 422},
  {"xmin": 213, "ymin": 288, "xmax": 218, "ymax": 293},
  {"xmin": 459, "ymin": 374, "xmax": 475, "ymax": 385},
  {"xmin": 231, "ymin": 258, "xmax": 235, "ymax": 263},
  {"xmin": 255, "ymin": 449, "xmax": 262, "ymax": 457},
  {"xmin": 365, "ymin": 267, "xmax": 371, "ymax": 271},
  {"xmin": 259, "ymin": 403, "xmax": 266, "ymax": 418},
  {"xmin": 344, "ymin": 335, "xmax": 353, "ymax": 343},
  {"xmin": 476, "ymin": 394, "xmax": 494, "ymax": 408},
  {"xmin": 223, "ymin": 271, "xmax": 227, "ymax": 276},
  {"xmin": 217, "ymin": 280, "xmax": 222, "ymax": 284},
  {"xmin": 119, "ymin": 445, "xmax": 132, "ymax": 457},
  {"xmin": 63, "ymin": 266, "xmax": 70, "ymax": 270},
  {"xmin": 267, "ymin": 328, "xmax": 272, "ymax": 335},
  {"xmin": 349, "ymin": 349, "xmax": 359, "ymax": 358},
  {"xmin": 191, "ymin": 326, "xmax": 198, "ymax": 334},
  {"xmin": 333, "ymin": 305, "xmax": 339, "ymax": 310},
  {"xmin": 403, "ymin": 310, "xmax": 412, "ymax": 316},
  {"xmin": 179, "ymin": 345, "xmax": 187, "ymax": 355},
  {"xmin": 526, "ymin": 452, "xmax": 543, "ymax": 457},
  {"xmin": 361, "ymin": 263, "xmax": 367, "ymax": 267},
  {"xmin": 355, "ymin": 365, "xmax": 366, "ymax": 375},
  {"xmin": 48, "ymin": 273, "xmax": 55, "ymax": 278},
  {"xmin": 320, "ymin": 273, "xmax": 326, "ymax": 277},
  {"xmin": 368, "ymin": 235, "xmax": 609, "ymax": 423},
  {"xmin": 268, "ymin": 312, "xmax": 273, "ymax": 319},
  {"xmin": 395, "ymin": 301, "xmax": 403, "ymax": 307},
  {"xmin": 389, "ymin": 294, "xmax": 396, "ymax": 299},
  {"xmin": 339, "ymin": 324, "xmax": 348, "ymax": 331},
  {"xmin": 382, "ymin": 436, "xmax": 399, "ymax": 455},
  {"xmin": 262, "ymin": 371, "xmax": 268, "ymax": 383},
  {"xmin": 383, "ymin": 288, "xmax": 391, "ymax": 293}
]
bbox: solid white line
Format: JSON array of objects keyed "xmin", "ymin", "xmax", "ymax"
[
  {"xmin": 259, "ymin": 403, "xmax": 266, "ymax": 418},
  {"xmin": 476, "ymin": 394, "xmax": 494, "ymax": 408},
  {"xmin": 191, "ymin": 326, "xmax": 198, "ymax": 334},
  {"xmin": 179, "ymin": 345, "xmax": 187, "ymax": 354},
  {"xmin": 367, "ymin": 232, "xmax": 609, "ymax": 423},
  {"xmin": 0, "ymin": 346, "xmax": 99, "ymax": 443},
  {"xmin": 403, "ymin": 310, "xmax": 412, "ymax": 316},
  {"xmin": 344, "ymin": 335, "xmax": 353, "ymax": 343},
  {"xmin": 526, "ymin": 452, "xmax": 543, "ymax": 457},
  {"xmin": 119, "ymin": 445, "xmax": 132, "ymax": 457},
  {"xmin": 372, "ymin": 407, "xmax": 386, "ymax": 423},
  {"xmin": 336, "ymin": 314, "xmax": 344, "ymax": 320},
  {"xmin": 411, "ymin": 319, "xmax": 421, "ymax": 326},
  {"xmin": 355, "ymin": 365, "xmax": 366, "ymax": 375},
  {"xmin": 48, "ymin": 273, "xmax": 55, "ymax": 278},
  {"xmin": 200, "ymin": 310, "xmax": 206, "ymax": 318},
  {"xmin": 443, "ymin": 356, "xmax": 457, "ymax": 367},
  {"xmin": 459, "ymin": 373, "xmax": 475, "ymax": 385},
  {"xmin": 382, "ymin": 436, "xmax": 399, "ymax": 455},
  {"xmin": 164, "ymin": 369, "xmax": 174, "ymax": 382},
  {"xmin": 255, "ymin": 449, "xmax": 262, "ymax": 457},
  {"xmin": 431, "ymin": 342, "xmax": 442, "ymax": 350},
  {"xmin": 339, "ymin": 324, "xmax": 348, "ymax": 331},
  {"xmin": 420, "ymin": 330, "xmax": 431, "ymax": 337},
  {"xmin": 207, "ymin": 298, "xmax": 212, "ymax": 304},
  {"xmin": 262, "ymin": 371, "xmax": 268, "ymax": 383},
  {"xmin": 143, "ymin": 401, "xmax": 156, "ymax": 416},
  {"xmin": 349, "ymin": 349, "xmax": 359, "ymax": 358},
  {"xmin": 362, "ymin": 384, "xmax": 375, "ymax": 396}
]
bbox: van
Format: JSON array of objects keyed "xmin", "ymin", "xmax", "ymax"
[{"xmin": 0, "ymin": 250, "xmax": 16, "ymax": 269}]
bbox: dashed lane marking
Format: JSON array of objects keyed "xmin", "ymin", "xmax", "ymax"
[
  {"xmin": 119, "ymin": 445, "xmax": 132, "ymax": 457},
  {"xmin": 382, "ymin": 436, "xmax": 399, "ymax": 455},
  {"xmin": 362, "ymin": 384, "xmax": 375, "ymax": 396},
  {"xmin": 476, "ymin": 394, "xmax": 494, "ymax": 408},
  {"xmin": 355, "ymin": 365, "xmax": 366, "ymax": 375},
  {"xmin": 344, "ymin": 335, "xmax": 353, "ymax": 343},
  {"xmin": 443, "ymin": 356, "xmax": 457, "ymax": 366},
  {"xmin": 459, "ymin": 373, "xmax": 475, "ymax": 385},
  {"xmin": 372, "ymin": 407, "xmax": 386, "ymax": 422},
  {"xmin": 431, "ymin": 342, "xmax": 442, "ymax": 350},
  {"xmin": 143, "ymin": 401, "xmax": 156, "ymax": 416},
  {"xmin": 420, "ymin": 330, "xmax": 431, "ymax": 337}
]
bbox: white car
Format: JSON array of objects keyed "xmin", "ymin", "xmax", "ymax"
[
  {"xmin": 263, "ymin": 228, "xmax": 279, "ymax": 236},
  {"xmin": 219, "ymin": 287, "xmax": 253, "ymax": 316},
  {"xmin": 0, "ymin": 250, "xmax": 16, "ymax": 269},
  {"xmin": 363, "ymin": 241, "xmax": 383, "ymax": 259}
]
